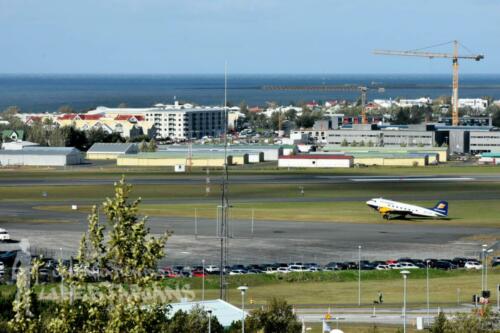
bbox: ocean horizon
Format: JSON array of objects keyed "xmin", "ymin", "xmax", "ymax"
[{"xmin": 1, "ymin": 73, "xmax": 500, "ymax": 113}]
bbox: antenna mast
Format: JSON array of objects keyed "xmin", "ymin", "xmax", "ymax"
[{"xmin": 219, "ymin": 62, "xmax": 230, "ymax": 300}]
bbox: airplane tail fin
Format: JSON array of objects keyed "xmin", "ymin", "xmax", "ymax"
[{"xmin": 431, "ymin": 201, "xmax": 448, "ymax": 216}]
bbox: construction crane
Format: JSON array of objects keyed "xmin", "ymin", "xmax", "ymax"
[
  {"xmin": 374, "ymin": 40, "xmax": 484, "ymax": 126},
  {"xmin": 358, "ymin": 86, "xmax": 368, "ymax": 124}
]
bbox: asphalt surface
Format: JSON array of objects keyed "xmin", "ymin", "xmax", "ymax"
[
  {"xmin": 0, "ymin": 174, "xmax": 498, "ymax": 264},
  {"xmin": 0, "ymin": 174, "xmax": 499, "ymax": 186}
]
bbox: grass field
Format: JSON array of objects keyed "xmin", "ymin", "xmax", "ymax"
[{"xmin": 36, "ymin": 198, "xmax": 500, "ymax": 228}]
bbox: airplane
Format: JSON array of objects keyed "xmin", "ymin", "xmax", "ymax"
[{"xmin": 366, "ymin": 198, "xmax": 448, "ymax": 220}]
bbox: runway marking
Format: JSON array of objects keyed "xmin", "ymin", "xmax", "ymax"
[{"xmin": 350, "ymin": 177, "xmax": 476, "ymax": 182}]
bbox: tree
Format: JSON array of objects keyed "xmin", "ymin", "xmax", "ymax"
[
  {"xmin": 147, "ymin": 139, "xmax": 157, "ymax": 152},
  {"xmin": 341, "ymin": 139, "xmax": 348, "ymax": 147},
  {"xmin": 244, "ymin": 298, "xmax": 301, "ymax": 333},
  {"xmin": 429, "ymin": 312, "xmax": 448, "ymax": 333},
  {"xmin": 167, "ymin": 307, "xmax": 224, "ymax": 333},
  {"xmin": 8, "ymin": 268, "xmax": 39, "ymax": 333},
  {"xmin": 89, "ymin": 177, "xmax": 170, "ymax": 284}
]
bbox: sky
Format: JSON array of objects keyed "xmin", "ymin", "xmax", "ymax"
[{"xmin": 0, "ymin": 0, "xmax": 498, "ymax": 74}]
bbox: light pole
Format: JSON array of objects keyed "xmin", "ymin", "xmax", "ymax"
[
  {"xmin": 485, "ymin": 249, "xmax": 493, "ymax": 294},
  {"xmin": 401, "ymin": 270, "xmax": 410, "ymax": 333},
  {"xmin": 238, "ymin": 286, "xmax": 248, "ymax": 333},
  {"xmin": 358, "ymin": 245, "xmax": 362, "ymax": 306},
  {"xmin": 207, "ymin": 309, "xmax": 212, "ymax": 333},
  {"xmin": 426, "ymin": 260, "xmax": 430, "ymax": 322},
  {"xmin": 202, "ymin": 259, "xmax": 205, "ymax": 302},
  {"xmin": 481, "ymin": 245, "xmax": 487, "ymax": 292}
]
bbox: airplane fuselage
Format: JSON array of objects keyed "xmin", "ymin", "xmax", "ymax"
[{"xmin": 366, "ymin": 198, "xmax": 447, "ymax": 219}]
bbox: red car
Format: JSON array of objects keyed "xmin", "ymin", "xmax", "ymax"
[
  {"xmin": 192, "ymin": 269, "xmax": 207, "ymax": 278},
  {"xmin": 159, "ymin": 267, "xmax": 178, "ymax": 278}
]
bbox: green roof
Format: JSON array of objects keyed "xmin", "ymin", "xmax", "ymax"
[{"xmin": 1, "ymin": 130, "xmax": 24, "ymax": 140}]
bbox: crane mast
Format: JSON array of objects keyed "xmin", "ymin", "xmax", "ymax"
[{"xmin": 374, "ymin": 41, "xmax": 484, "ymax": 126}]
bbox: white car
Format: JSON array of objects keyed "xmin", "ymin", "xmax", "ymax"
[
  {"xmin": 265, "ymin": 267, "xmax": 278, "ymax": 274},
  {"xmin": 399, "ymin": 262, "xmax": 420, "ymax": 269},
  {"xmin": 388, "ymin": 263, "xmax": 402, "ymax": 270},
  {"xmin": 229, "ymin": 269, "xmax": 246, "ymax": 276},
  {"xmin": 0, "ymin": 229, "xmax": 10, "ymax": 241},
  {"xmin": 205, "ymin": 265, "xmax": 220, "ymax": 273},
  {"xmin": 277, "ymin": 267, "xmax": 291, "ymax": 274},
  {"xmin": 375, "ymin": 264, "xmax": 390, "ymax": 270},
  {"xmin": 464, "ymin": 261, "xmax": 482, "ymax": 270},
  {"xmin": 288, "ymin": 265, "xmax": 307, "ymax": 272}
]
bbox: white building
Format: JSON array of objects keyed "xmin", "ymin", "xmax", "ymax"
[
  {"xmin": 278, "ymin": 154, "xmax": 353, "ymax": 168},
  {"xmin": 373, "ymin": 99, "xmax": 397, "ymax": 109},
  {"xmin": 87, "ymin": 102, "xmax": 226, "ymax": 140},
  {"xmin": 398, "ymin": 97, "xmax": 432, "ymax": 108},
  {"xmin": 458, "ymin": 98, "xmax": 488, "ymax": 113},
  {"xmin": 0, "ymin": 147, "xmax": 83, "ymax": 166}
]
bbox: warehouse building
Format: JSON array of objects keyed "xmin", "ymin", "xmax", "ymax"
[
  {"xmin": 117, "ymin": 151, "xmax": 246, "ymax": 167},
  {"xmin": 321, "ymin": 146, "xmax": 448, "ymax": 162},
  {"xmin": 86, "ymin": 143, "xmax": 139, "ymax": 160},
  {"xmin": 0, "ymin": 147, "xmax": 83, "ymax": 166},
  {"xmin": 278, "ymin": 154, "xmax": 353, "ymax": 168},
  {"xmin": 469, "ymin": 131, "xmax": 500, "ymax": 154}
]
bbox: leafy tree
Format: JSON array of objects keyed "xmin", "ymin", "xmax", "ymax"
[
  {"xmin": 430, "ymin": 311, "xmax": 448, "ymax": 333},
  {"xmin": 341, "ymin": 139, "xmax": 348, "ymax": 147},
  {"xmin": 147, "ymin": 139, "xmax": 157, "ymax": 152},
  {"xmin": 27, "ymin": 120, "xmax": 48, "ymax": 145},
  {"xmin": 8, "ymin": 268, "xmax": 39, "ymax": 333},
  {"xmin": 79, "ymin": 177, "xmax": 170, "ymax": 284},
  {"xmin": 244, "ymin": 298, "xmax": 301, "ymax": 333},
  {"xmin": 167, "ymin": 306, "xmax": 224, "ymax": 333}
]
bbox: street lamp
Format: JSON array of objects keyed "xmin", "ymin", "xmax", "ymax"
[
  {"xmin": 207, "ymin": 309, "xmax": 212, "ymax": 333},
  {"xmin": 484, "ymin": 249, "xmax": 493, "ymax": 294},
  {"xmin": 202, "ymin": 259, "xmax": 206, "ymax": 302},
  {"xmin": 426, "ymin": 260, "xmax": 430, "ymax": 322},
  {"xmin": 401, "ymin": 270, "xmax": 410, "ymax": 333},
  {"xmin": 358, "ymin": 245, "xmax": 362, "ymax": 306},
  {"xmin": 481, "ymin": 245, "xmax": 487, "ymax": 292},
  {"xmin": 238, "ymin": 286, "xmax": 249, "ymax": 333}
]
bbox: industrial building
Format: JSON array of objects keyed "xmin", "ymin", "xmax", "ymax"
[
  {"xmin": 86, "ymin": 102, "xmax": 225, "ymax": 140},
  {"xmin": 0, "ymin": 147, "xmax": 83, "ymax": 166},
  {"xmin": 86, "ymin": 143, "xmax": 139, "ymax": 160},
  {"xmin": 278, "ymin": 154, "xmax": 353, "ymax": 168},
  {"xmin": 321, "ymin": 146, "xmax": 448, "ymax": 163},
  {"xmin": 469, "ymin": 131, "xmax": 500, "ymax": 154},
  {"xmin": 117, "ymin": 151, "xmax": 245, "ymax": 167}
]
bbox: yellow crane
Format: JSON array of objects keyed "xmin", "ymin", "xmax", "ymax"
[{"xmin": 373, "ymin": 40, "xmax": 484, "ymax": 126}]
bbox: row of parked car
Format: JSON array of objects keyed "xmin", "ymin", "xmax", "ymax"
[{"xmin": 158, "ymin": 256, "xmax": 500, "ymax": 278}]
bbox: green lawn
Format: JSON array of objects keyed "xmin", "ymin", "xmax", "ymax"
[{"xmin": 36, "ymin": 198, "xmax": 500, "ymax": 228}]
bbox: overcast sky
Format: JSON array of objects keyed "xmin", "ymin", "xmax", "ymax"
[{"xmin": 0, "ymin": 0, "xmax": 497, "ymax": 74}]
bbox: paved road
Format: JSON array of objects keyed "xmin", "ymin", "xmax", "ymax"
[{"xmin": 0, "ymin": 174, "xmax": 497, "ymax": 186}]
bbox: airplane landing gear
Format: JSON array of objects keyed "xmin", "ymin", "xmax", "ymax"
[{"xmin": 383, "ymin": 214, "xmax": 390, "ymax": 220}]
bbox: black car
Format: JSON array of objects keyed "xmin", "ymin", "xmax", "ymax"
[{"xmin": 434, "ymin": 261, "xmax": 457, "ymax": 270}]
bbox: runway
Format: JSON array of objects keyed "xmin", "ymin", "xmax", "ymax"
[
  {"xmin": 0, "ymin": 174, "xmax": 499, "ymax": 186},
  {"xmin": 0, "ymin": 173, "xmax": 498, "ymax": 264}
]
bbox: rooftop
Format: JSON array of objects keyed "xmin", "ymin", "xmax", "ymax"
[
  {"xmin": 168, "ymin": 299, "xmax": 245, "ymax": 327},
  {"xmin": 87, "ymin": 143, "xmax": 138, "ymax": 153},
  {"xmin": 0, "ymin": 147, "xmax": 80, "ymax": 156}
]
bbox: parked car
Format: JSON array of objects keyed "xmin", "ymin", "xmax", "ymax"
[
  {"xmin": 288, "ymin": 265, "xmax": 307, "ymax": 272},
  {"xmin": 192, "ymin": 269, "xmax": 207, "ymax": 277},
  {"xmin": 0, "ymin": 229, "xmax": 10, "ymax": 241},
  {"xmin": 276, "ymin": 267, "xmax": 291, "ymax": 274},
  {"xmin": 492, "ymin": 257, "xmax": 500, "ymax": 267},
  {"xmin": 399, "ymin": 262, "xmax": 420, "ymax": 269},
  {"xmin": 375, "ymin": 264, "xmax": 390, "ymax": 270},
  {"xmin": 205, "ymin": 265, "xmax": 220, "ymax": 274},
  {"xmin": 265, "ymin": 267, "xmax": 278, "ymax": 274},
  {"xmin": 388, "ymin": 263, "xmax": 402, "ymax": 270},
  {"xmin": 464, "ymin": 261, "xmax": 482, "ymax": 270},
  {"xmin": 434, "ymin": 261, "xmax": 457, "ymax": 270},
  {"xmin": 229, "ymin": 269, "xmax": 247, "ymax": 276}
]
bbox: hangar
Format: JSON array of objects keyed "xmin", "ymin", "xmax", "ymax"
[{"xmin": 0, "ymin": 147, "xmax": 83, "ymax": 166}]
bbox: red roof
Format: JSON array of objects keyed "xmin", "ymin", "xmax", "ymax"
[
  {"xmin": 280, "ymin": 154, "xmax": 353, "ymax": 160},
  {"xmin": 26, "ymin": 116, "xmax": 42, "ymax": 122},
  {"xmin": 114, "ymin": 115, "xmax": 145, "ymax": 121},
  {"xmin": 80, "ymin": 114, "xmax": 104, "ymax": 120},
  {"xmin": 57, "ymin": 114, "xmax": 78, "ymax": 120}
]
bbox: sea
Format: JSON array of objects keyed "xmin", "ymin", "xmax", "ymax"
[{"xmin": 1, "ymin": 74, "xmax": 500, "ymax": 113}]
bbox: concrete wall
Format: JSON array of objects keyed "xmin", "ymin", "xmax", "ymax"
[
  {"xmin": 354, "ymin": 157, "xmax": 427, "ymax": 167},
  {"xmin": 278, "ymin": 158, "xmax": 352, "ymax": 168},
  {"xmin": 0, "ymin": 153, "xmax": 82, "ymax": 166},
  {"xmin": 117, "ymin": 156, "xmax": 244, "ymax": 167},
  {"xmin": 86, "ymin": 152, "xmax": 123, "ymax": 160}
]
